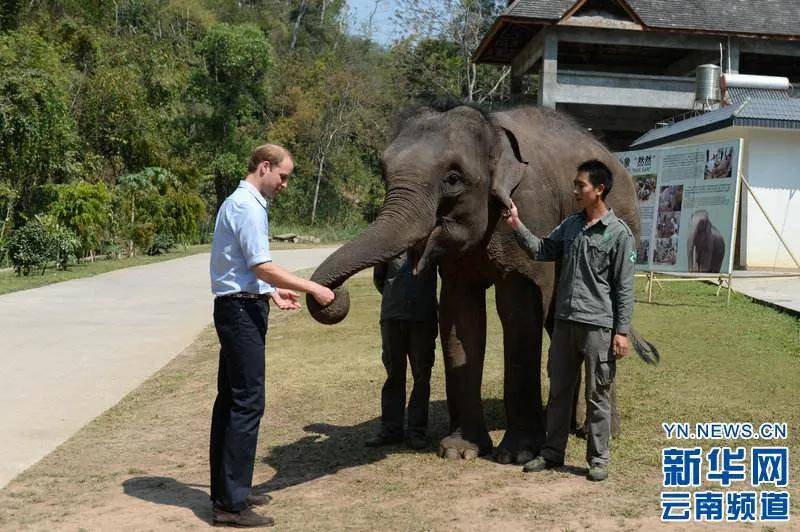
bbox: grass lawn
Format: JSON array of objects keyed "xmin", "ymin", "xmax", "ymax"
[{"xmin": 0, "ymin": 276, "xmax": 797, "ymax": 530}]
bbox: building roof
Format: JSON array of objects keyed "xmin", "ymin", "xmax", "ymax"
[
  {"xmin": 503, "ymin": 0, "xmax": 800, "ymax": 38},
  {"xmin": 631, "ymin": 96, "xmax": 800, "ymax": 148}
]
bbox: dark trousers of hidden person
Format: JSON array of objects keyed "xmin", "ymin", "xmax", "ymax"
[
  {"xmin": 380, "ymin": 319, "xmax": 437, "ymax": 438},
  {"xmin": 210, "ymin": 297, "xmax": 269, "ymax": 511}
]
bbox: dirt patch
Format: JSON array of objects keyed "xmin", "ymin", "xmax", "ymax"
[{"xmin": 0, "ymin": 276, "xmax": 798, "ymax": 531}]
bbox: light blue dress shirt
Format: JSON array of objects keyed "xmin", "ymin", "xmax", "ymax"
[{"xmin": 210, "ymin": 181, "xmax": 274, "ymax": 296}]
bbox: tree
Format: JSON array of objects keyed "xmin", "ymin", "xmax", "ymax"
[
  {"xmin": 392, "ymin": 0, "xmax": 510, "ymax": 104},
  {"xmin": 48, "ymin": 181, "xmax": 112, "ymax": 261},
  {"xmin": 3, "ymin": 216, "xmax": 77, "ymax": 275},
  {"xmin": 0, "ymin": 30, "xmax": 78, "ymax": 216}
]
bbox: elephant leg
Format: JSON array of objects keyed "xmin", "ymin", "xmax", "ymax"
[
  {"xmin": 493, "ymin": 274, "xmax": 546, "ymax": 464},
  {"xmin": 438, "ymin": 274, "xmax": 492, "ymax": 460}
]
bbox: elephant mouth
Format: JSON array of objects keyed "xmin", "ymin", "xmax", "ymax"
[{"xmin": 410, "ymin": 218, "xmax": 453, "ymax": 275}]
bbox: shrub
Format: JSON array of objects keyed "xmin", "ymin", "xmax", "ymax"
[{"xmin": 147, "ymin": 233, "xmax": 175, "ymax": 256}]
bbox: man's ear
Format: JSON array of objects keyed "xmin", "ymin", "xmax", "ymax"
[{"xmin": 490, "ymin": 126, "xmax": 528, "ymax": 210}]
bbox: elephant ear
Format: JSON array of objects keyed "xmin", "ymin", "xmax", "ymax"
[{"xmin": 490, "ymin": 126, "xmax": 528, "ymax": 209}]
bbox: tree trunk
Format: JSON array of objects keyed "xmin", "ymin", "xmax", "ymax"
[
  {"xmin": 311, "ymin": 152, "xmax": 326, "ymax": 225},
  {"xmin": 290, "ymin": 0, "xmax": 309, "ymax": 50}
]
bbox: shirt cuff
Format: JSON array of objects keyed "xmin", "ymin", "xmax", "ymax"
[
  {"xmin": 246, "ymin": 256, "xmax": 272, "ymax": 269},
  {"xmin": 614, "ymin": 323, "xmax": 631, "ymax": 334}
]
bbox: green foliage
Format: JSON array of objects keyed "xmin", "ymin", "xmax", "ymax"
[
  {"xmin": 147, "ymin": 233, "xmax": 175, "ymax": 256},
  {"xmin": 3, "ymin": 216, "xmax": 78, "ymax": 275},
  {"xmin": 48, "ymin": 180, "xmax": 112, "ymax": 257},
  {"xmin": 0, "ymin": 0, "xmax": 520, "ymax": 251},
  {"xmin": 0, "ymin": 30, "xmax": 78, "ymax": 211}
]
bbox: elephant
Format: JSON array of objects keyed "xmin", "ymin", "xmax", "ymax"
[
  {"xmin": 306, "ymin": 103, "xmax": 644, "ymax": 463},
  {"xmin": 687, "ymin": 210, "xmax": 725, "ymax": 273}
]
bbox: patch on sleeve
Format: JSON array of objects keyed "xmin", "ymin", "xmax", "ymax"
[{"xmin": 629, "ymin": 250, "xmax": 637, "ymax": 263}]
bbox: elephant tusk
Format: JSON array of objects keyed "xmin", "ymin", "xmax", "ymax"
[{"xmin": 414, "ymin": 226, "xmax": 443, "ymax": 275}]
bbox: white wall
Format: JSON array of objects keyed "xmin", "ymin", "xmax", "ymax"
[{"xmin": 666, "ymin": 127, "xmax": 800, "ymax": 270}]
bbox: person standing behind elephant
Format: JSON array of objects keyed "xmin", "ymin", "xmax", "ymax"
[
  {"xmin": 504, "ymin": 159, "xmax": 635, "ymax": 482},
  {"xmin": 367, "ymin": 252, "xmax": 438, "ymax": 450}
]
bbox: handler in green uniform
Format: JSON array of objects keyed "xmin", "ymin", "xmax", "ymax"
[
  {"xmin": 505, "ymin": 159, "xmax": 635, "ymax": 481},
  {"xmin": 367, "ymin": 252, "xmax": 438, "ymax": 450}
]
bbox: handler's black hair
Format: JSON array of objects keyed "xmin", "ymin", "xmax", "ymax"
[{"xmin": 577, "ymin": 159, "xmax": 613, "ymax": 199}]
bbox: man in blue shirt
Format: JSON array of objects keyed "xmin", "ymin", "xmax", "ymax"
[{"xmin": 209, "ymin": 144, "xmax": 334, "ymax": 528}]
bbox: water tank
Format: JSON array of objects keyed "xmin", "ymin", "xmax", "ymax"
[
  {"xmin": 695, "ymin": 64, "xmax": 721, "ymax": 104},
  {"xmin": 721, "ymin": 74, "xmax": 791, "ymax": 91}
]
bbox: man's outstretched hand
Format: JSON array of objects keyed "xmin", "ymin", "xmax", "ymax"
[
  {"xmin": 504, "ymin": 200, "xmax": 521, "ymax": 229},
  {"xmin": 271, "ymin": 288, "xmax": 301, "ymax": 310}
]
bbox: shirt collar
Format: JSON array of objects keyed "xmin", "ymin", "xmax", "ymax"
[
  {"xmin": 238, "ymin": 180, "xmax": 268, "ymax": 209},
  {"xmin": 581, "ymin": 207, "xmax": 617, "ymax": 228}
]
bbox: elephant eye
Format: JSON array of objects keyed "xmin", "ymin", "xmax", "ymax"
[{"xmin": 444, "ymin": 171, "xmax": 461, "ymax": 185}]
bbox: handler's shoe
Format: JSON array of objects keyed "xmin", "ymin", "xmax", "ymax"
[
  {"xmin": 365, "ymin": 431, "xmax": 404, "ymax": 447},
  {"xmin": 246, "ymin": 493, "xmax": 272, "ymax": 507},
  {"xmin": 587, "ymin": 465, "xmax": 608, "ymax": 482},
  {"xmin": 522, "ymin": 456, "xmax": 561, "ymax": 473},
  {"xmin": 212, "ymin": 507, "xmax": 274, "ymax": 528}
]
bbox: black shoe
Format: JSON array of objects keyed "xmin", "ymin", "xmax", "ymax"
[
  {"xmin": 365, "ymin": 431, "xmax": 404, "ymax": 447},
  {"xmin": 246, "ymin": 493, "xmax": 272, "ymax": 507},
  {"xmin": 587, "ymin": 465, "xmax": 608, "ymax": 481},
  {"xmin": 406, "ymin": 433, "xmax": 429, "ymax": 450},
  {"xmin": 522, "ymin": 456, "xmax": 562, "ymax": 473},
  {"xmin": 213, "ymin": 507, "xmax": 274, "ymax": 527}
]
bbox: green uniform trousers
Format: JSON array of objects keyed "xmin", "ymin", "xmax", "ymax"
[{"xmin": 541, "ymin": 319, "xmax": 616, "ymax": 468}]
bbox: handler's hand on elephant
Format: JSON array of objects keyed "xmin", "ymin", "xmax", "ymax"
[
  {"xmin": 613, "ymin": 334, "xmax": 629, "ymax": 359},
  {"xmin": 504, "ymin": 200, "xmax": 521, "ymax": 229},
  {"xmin": 311, "ymin": 284, "xmax": 335, "ymax": 307}
]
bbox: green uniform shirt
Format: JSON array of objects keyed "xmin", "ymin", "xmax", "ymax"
[
  {"xmin": 373, "ymin": 252, "xmax": 438, "ymax": 323},
  {"xmin": 513, "ymin": 209, "xmax": 635, "ymax": 334}
]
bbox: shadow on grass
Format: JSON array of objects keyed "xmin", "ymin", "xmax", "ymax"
[
  {"xmin": 122, "ymin": 477, "xmax": 212, "ymax": 524},
  {"xmin": 255, "ymin": 399, "xmax": 515, "ymax": 492}
]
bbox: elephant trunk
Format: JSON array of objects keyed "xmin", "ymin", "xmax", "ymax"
[{"xmin": 307, "ymin": 183, "xmax": 437, "ymax": 324}]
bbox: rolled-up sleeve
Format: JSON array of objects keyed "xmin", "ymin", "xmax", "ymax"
[
  {"xmin": 230, "ymin": 202, "xmax": 271, "ymax": 269},
  {"xmin": 612, "ymin": 231, "xmax": 636, "ymax": 334},
  {"xmin": 513, "ymin": 221, "xmax": 565, "ymax": 262}
]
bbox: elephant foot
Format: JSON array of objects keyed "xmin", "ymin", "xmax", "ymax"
[
  {"xmin": 438, "ymin": 430, "xmax": 493, "ymax": 460},
  {"xmin": 494, "ymin": 429, "xmax": 544, "ymax": 465}
]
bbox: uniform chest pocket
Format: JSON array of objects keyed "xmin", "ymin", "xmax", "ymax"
[{"xmin": 587, "ymin": 240, "xmax": 613, "ymax": 273}]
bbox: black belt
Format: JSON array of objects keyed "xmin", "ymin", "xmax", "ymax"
[{"xmin": 216, "ymin": 292, "xmax": 270, "ymax": 301}]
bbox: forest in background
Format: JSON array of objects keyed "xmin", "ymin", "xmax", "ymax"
[{"xmin": 0, "ymin": 0, "xmax": 531, "ymax": 273}]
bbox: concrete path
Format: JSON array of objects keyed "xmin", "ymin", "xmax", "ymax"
[
  {"xmin": 0, "ymin": 247, "xmax": 338, "ymax": 489},
  {"xmin": 726, "ymin": 271, "xmax": 800, "ymax": 315}
]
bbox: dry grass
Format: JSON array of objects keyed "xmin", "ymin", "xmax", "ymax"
[{"xmin": 0, "ymin": 274, "xmax": 797, "ymax": 531}]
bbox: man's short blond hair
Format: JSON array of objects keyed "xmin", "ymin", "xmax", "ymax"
[{"xmin": 248, "ymin": 144, "xmax": 292, "ymax": 173}]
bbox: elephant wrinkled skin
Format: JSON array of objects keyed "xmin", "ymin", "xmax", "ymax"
[{"xmin": 307, "ymin": 104, "xmax": 640, "ymax": 463}]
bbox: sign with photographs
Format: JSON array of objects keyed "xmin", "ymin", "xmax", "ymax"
[{"xmin": 616, "ymin": 140, "xmax": 743, "ymax": 275}]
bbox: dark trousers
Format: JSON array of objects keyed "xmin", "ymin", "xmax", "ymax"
[
  {"xmin": 380, "ymin": 319, "xmax": 437, "ymax": 437},
  {"xmin": 210, "ymin": 297, "xmax": 269, "ymax": 511}
]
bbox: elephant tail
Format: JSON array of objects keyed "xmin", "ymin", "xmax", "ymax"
[{"xmin": 630, "ymin": 327, "xmax": 660, "ymax": 365}]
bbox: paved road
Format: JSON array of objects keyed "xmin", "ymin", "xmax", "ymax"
[{"xmin": 0, "ymin": 247, "xmax": 338, "ymax": 488}]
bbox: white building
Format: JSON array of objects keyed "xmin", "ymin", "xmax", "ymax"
[{"xmin": 632, "ymin": 88, "xmax": 800, "ymax": 270}]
